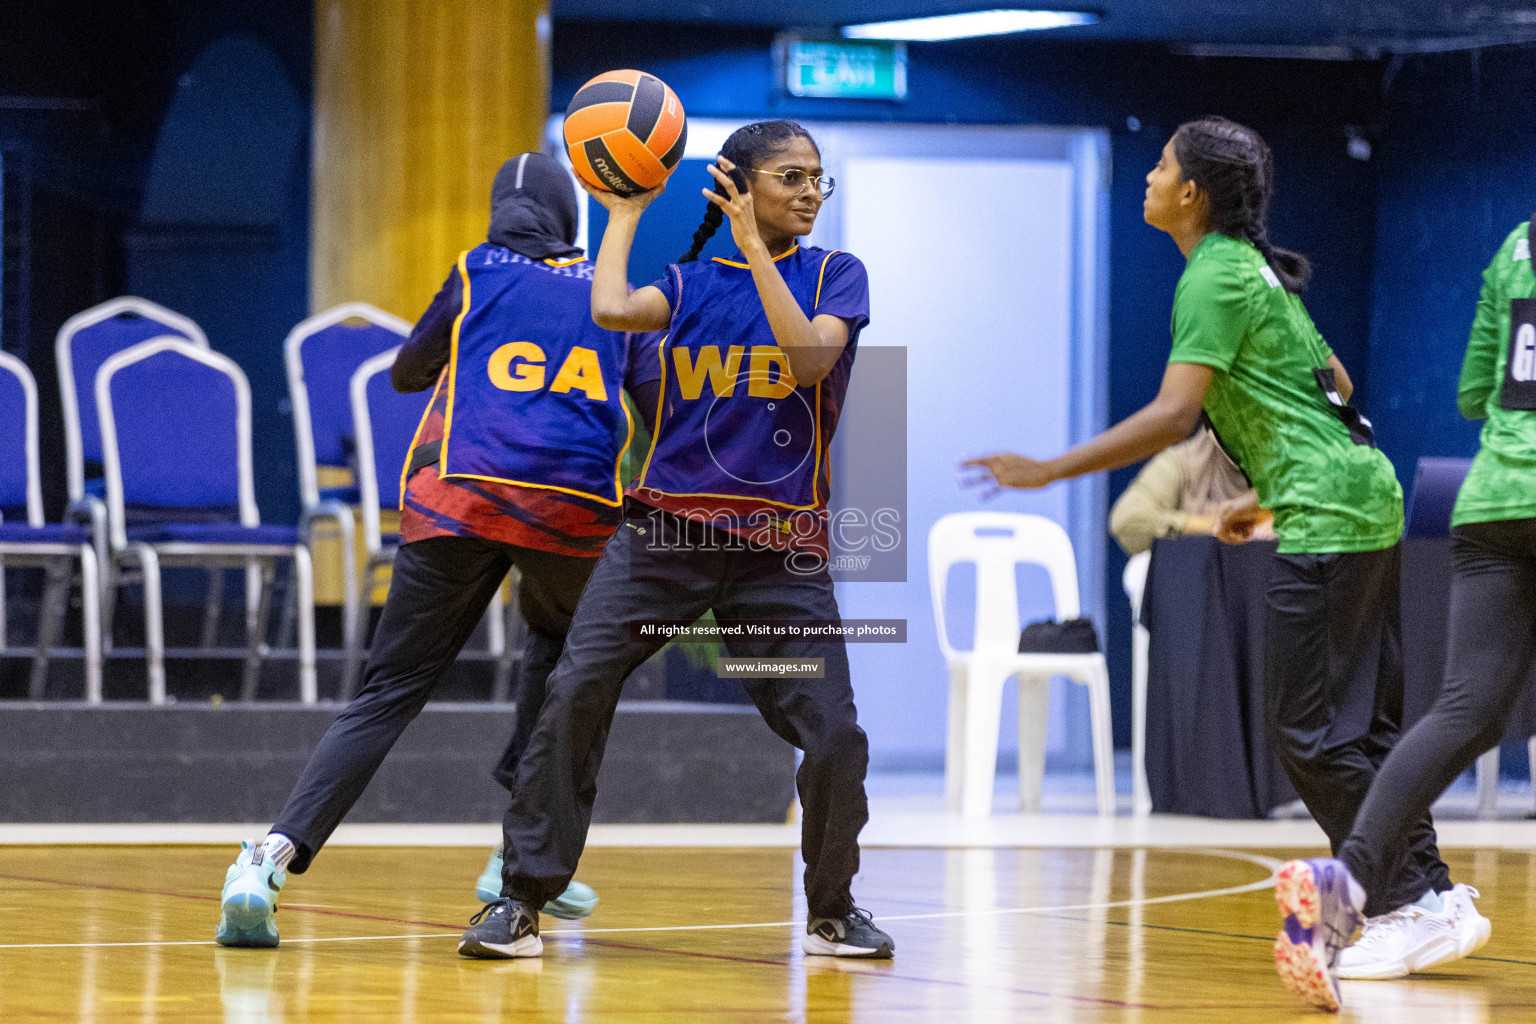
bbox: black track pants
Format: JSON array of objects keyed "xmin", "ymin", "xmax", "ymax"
[
  {"xmin": 1265, "ymin": 543, "xmax": 1452, "ymax": 917},
  {"xmin": 272, "ymin": 535, "xmax": 595, "ymax": 873},
  {"xmin": 499, "ymin": 510, "xmax": 870, "ymax": 919},
  {"xmin": 1341, "ymin": 520, "xmax": 1536, "ymax": 902}
]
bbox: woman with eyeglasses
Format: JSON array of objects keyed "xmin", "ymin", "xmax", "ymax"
[{"xmin": 459, "ymin": 120, "xmax": 894, "ymax": 961}]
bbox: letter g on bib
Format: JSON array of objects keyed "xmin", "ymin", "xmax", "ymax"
[{"xmin": 488, "ymin": 342, "xmax": 546, "ymax": 391}]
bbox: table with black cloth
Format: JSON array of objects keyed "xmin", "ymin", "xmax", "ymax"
[
  {"xmin": 1141, "ymin": 536, "xmax": 1289, "ymax": 818},
  {"xmin": 1139, "ymin": 536, "xmax": 1536, "ymax": 820}
]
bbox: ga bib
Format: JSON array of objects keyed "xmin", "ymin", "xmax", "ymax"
[{"xmin": 1501, "ymin": 297, "xmax": 1536, "ymax": 411}]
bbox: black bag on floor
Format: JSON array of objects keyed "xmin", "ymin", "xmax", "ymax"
[{"xmin": 1017, "ymin": 617, "xmax": 1100, "ymax": 654}]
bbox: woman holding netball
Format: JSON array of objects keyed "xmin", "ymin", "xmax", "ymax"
[
  {"xmin": 459, "ymin": 120, "xmax": 893, "ymax": 960},
  {"xmin": 1298, "ymin": 215, "xmax": 1536, "ymax": 996},
  {"xmin": 964, "ymin": 117, "xmax": 1484, "ymax": 1011}
]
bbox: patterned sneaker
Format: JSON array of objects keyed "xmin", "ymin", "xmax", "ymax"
[
  {"xmin": 804, "ymin": 907, "xmax": 895, "ymax": 959},
  {"xmin": 458, "ymin": 898, "xmax": 542, "ymax": 959},
  {"xmin": 216, "ymin": 840, "xmax": 286, "ymax": 948},
  {"xmin": 1273, "ymin": 858, "xmax": 1364, "ymax": 1011},
  {"xmin": 473, "ymin": 848, "xmax": 599, "ymax": 920}
]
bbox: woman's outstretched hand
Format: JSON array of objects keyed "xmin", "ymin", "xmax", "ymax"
[
  {"xmin": 705, "ymin": 157, "xmax": 764, "ymax": 256},
  {"xmin": 576, "ymin": 173, "xmax": 666, "ymax": 215},
  {"xmin": 1213, "ymin": 494, "xmax": 1273, "ymax": 544},
  {"xmin": 960, "ymin": 453, "xmax": 1058, "ymax": 497}
]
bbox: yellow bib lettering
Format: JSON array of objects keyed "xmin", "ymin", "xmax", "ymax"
[
  {"xmin": 488, "ymin": 342, "xmax": 545, "ymax": 391},
  {"xmin": 747, "ymin": 347, "xmax": 798, "ymax": 398},
  {"xmin": 673, "ymin": 345, "xmax": 744, "ymax": 399},
  {"xmin": 548, "ymin": 346, "xmax": 609, "ymax": 401}
]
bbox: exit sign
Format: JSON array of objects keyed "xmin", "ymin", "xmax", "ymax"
[{"xmin": 782, "ymin": 38, "xmax": 907, "ymax": 100}]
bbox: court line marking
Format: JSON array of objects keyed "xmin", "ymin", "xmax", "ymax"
[
  {"xmin": 542, "ymin": 849, "xmax": 1283, "ymax": 935},
  {"xmin": 0, "ymin": 933, "xmax": 459, "ymax": 950},
  {"xmin": 0, "ymin": 870, "xmax": 458, "ymax": 932},
  {"xmin": 0, "ymin": 848, "xmax": 1279, "ymax": 949}
]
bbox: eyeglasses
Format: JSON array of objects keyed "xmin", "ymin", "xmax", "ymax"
[{"xmin": 752, "ymin": 167, "xmax": 836, "ymax": 199}]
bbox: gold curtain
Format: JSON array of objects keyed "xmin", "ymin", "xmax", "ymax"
[
  {"xmin": 311, "ymin": 0, "xmax": 551, "ymax": 320},
  {"xmin": 308, "ymin": 0, "xmax": 548, "ymax": 604}
]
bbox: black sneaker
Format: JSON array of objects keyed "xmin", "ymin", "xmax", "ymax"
[
  {"xmin": 804, "ymin": 907, "xmax": 895, "ymax": 958},
  {"xmin": 458, "ymin": 898, "xmax": 542, "ymax": 959}
]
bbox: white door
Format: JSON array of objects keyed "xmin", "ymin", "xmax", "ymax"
[{"xmin": 812, "ymin": 125, "xmax": 1109, "ymax": 772}]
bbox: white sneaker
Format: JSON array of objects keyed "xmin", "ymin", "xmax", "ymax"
[
  {"xmin": 1338, "ymin": 885, "xmax": 1491, "ymax": 980},
  {"xmin": 1416, "ymin": 884, "xmax": 1490, "ymax": 971},
  {"xmin": 1338, "ymin": 907, "xmax": 1418, "ymax": 980}
]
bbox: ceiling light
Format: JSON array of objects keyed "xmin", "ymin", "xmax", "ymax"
[{"xmin": 841, "ymin": 9, "xmax": 1099, "ymax": 42}]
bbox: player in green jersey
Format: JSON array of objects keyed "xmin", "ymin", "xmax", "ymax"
[
  {"xmin": 1326, "ymin": 217, "xmax": 1536, "ymax": 979},
  {"xmin": 964, "ymin": 117, "xmax": 1482, "ymax": 1012}
]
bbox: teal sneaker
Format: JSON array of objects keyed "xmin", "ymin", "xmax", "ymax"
[
  {"xmin": 474, "ymin": 847, "xmax": 599, "ymax": 920},
  {"xmin": 216, "ymin": 840, "xmax": 286, "ymax": 948},
  {"xmin": 474, "ymin": 847, "xmax": 502, "ymax": 904},
  {"xmin": 545, "ymin": 880, "xmax": 600, "ymax": 920}
]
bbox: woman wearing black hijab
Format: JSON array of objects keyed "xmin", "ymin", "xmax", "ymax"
[{"xmin": 214, "ymin": 153, "xmax": 661, "ymax": 948}]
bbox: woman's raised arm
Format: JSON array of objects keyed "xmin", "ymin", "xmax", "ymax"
[{"xmin": 579, "ymin": 178, "xmax": 674, "ymax": 332}]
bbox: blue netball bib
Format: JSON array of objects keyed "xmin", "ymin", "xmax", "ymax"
[
  {"xmin": 435, "ymin": 245, "xmax": 633, "ymax": 505},
  {"xmin": 635, "ymin": 246, "xmax": 868, "ymax": 512}
]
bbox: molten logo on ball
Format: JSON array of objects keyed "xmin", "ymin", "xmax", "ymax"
[{"xmin": 564, "ymin": 70, "xmax": 688, "ymax": 196}]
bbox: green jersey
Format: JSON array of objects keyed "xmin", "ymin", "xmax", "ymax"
[
  {"xmin": 1166, "ymin": 233, "xmax": 1403, "ymax": 554},
  {"xmin": 1452, "ymin": 221, "xmax": 1536, "ymax": 527}
]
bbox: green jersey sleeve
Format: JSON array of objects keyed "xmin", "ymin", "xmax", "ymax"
[
  {"xmin": 1451, "ymin": 221, "xmax": 1536, "ymax": 528},
  {"xmin": 1458, "ymin": 241, "xmax": 1511, "ymax": 421},
  {"xmin": 1168, "ymin": 253, "xmax": 1249, "ymax": 371}
]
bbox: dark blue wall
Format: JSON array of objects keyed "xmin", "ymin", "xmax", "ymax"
[
  {"xmin": 586, "ymin": 156, "xmax": 742, "ymax": 287},
  {"xmin": 0, "ymin": 1, "xmax": 312, "ymax": 523},
  {"xmin": 1366, "ymin": 44, "xmax": 1536, "ymax": 486},
  {"xmin": 125, "ymin": 32, "xmax": 310, "ymax": 525},
  {"xmin": 557, "ymin": 27, "xmax": 1386, "ymax": 744}
]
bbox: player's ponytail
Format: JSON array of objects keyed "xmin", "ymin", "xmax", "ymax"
[
  {"xmin": 677, "ymin": 119, "xmax": 819, "ymax": 263},
  {"xmin": 679, "ymin": 203, "xmax": 725, "ymax": 263},
  {"xmin": 1173, "ymin": 116, "xmax": 1311, "ymax": 294}
]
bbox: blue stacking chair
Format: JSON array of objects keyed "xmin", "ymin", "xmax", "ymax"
[
  {"xmin": 55, "ymin": 297, "xmax": 210, "ymax": 644},
  {"xmin": 348, "ymin": 349, "xmax": 517, "ymax": 696},
  {"xmin": 0, "ymin": 351, "xmax": 102, "ymax": 700},
  {"xmin": 284, "ymin": 303, "xmax": 411, "ymax": 696},
  {"xmin": 95, "ymin": 336, "xmax": 316, "ymax": 703},
  {"xmin": 1404, "ymin": 456, "xmax": 1473, "ymax": 538}
]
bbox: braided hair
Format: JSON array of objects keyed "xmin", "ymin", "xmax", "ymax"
[
  {"xmin": 677, "ymin": 120, "xmax": 819, "ymax": 263},
  {"xmin": 1172, "ymin": 117, "xmax": 1311, "ymax": 294}
]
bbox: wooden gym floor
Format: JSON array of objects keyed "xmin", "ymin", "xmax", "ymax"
[{"xmin": 1, "ymin": 844, "xmax": 1533, "ymax": 1022}]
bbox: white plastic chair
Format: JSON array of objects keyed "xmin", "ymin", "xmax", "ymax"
[
  {"xmin": 929, "ymin": 512, "xmax": 1116, "ymax": 818},
  {"xmin": 1476, "ymin": 747, "xmax": 1503, "ymax": 819},
  {"xmin": 1123, "ymin": 550, "xmax": 1152, "ymax": 815}
]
